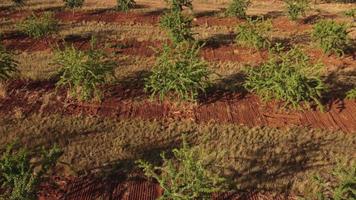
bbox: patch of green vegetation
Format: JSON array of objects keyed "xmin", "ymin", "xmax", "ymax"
[
  {"xmin": 235, "ymin": 17, "xmax": 272, "ymax": 49},
  {"xmin": 225, "ymin": 0, "xmax": 251, "ymax": 18},
  {"xmin": 117, "ymin": 0, "xmax": 136, "ymax": 12},
  {"xmin": 160, "ymin": 10, "xmax": 195, "ymax": 44},
  {"xmin": 0, "ymin": 45, "xmax": 18, "ymax": 81},
  {"xmin": 16, "ymin": 12, "xmax": 58, "ymax": 38},
  {"xmin": 63, "ymin": 0, "xmax": 84, "ymax": 9},
  {"xmin": 0, "ymin": 143, "xmax": 62, "ymax": 200},
  {"xmin": 164, "ymin": 0, "xmax": 193, "ymax": 12},
  {"xmin": 145, "ymin": 42, "xmax": 211, "ymax": 101},
  {"xmin": 303, "ymin": 160, "xmax": 355, "ymax": 200},
  {"xmin": 243, "ymin": 46, "xmax": 327, "ymax": 110},
  {"xmin": 344, "ymin": 8, "xmax": 356, "ymax": 22},
  {"xmin": 54, "ymin": 38, "xmax": 115, "ymax": 101},
  {"xmin": 346, "ymin": 88, "xmax": 356, "ymax": 100},
  {"xmin": 137, "ymin": 136, "xmax": 227, "ymax": 200},
  {"xmin": 312, "ymin": 20, "xmax": 349, "ymax": 56},
  {"xmin": 285, "ymin": 0, "xmax": 310, "ymax": 21}
]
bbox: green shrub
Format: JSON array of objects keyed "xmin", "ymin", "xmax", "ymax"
[
  {"xmin": 164, "ymin": 0, "xmax": 193, "ymax": 11},
  {"xmin": 311, "ymin": 161, "xmax": 355, "ymax": 200},
  {"xmin": 225, "ymin": 0, "xmax": 251, "ymax": 18},
  {"xmin": 63, "ymin": 0, "xmax": 84, "ymax": 9},
  {"xmin": 285, "ymin": 0, "xmax": 310, "ymax": 21},
  {"xmin": 145, "ymin": 42, "xmax": 211, "ymax": 101},
  {"xmin": 137, "ymin": 136, "xmax": 226, "ymax": 200},
  {"xmin": 243, "ymin": 46, "xmax": 327, "ymax": 110},
  {"xmin": 160, "ymin": 10, "xmax": 195, "ymax": 44},
  {"xmin": 235, "ymin": 17, "xmax": 272, "ymax": 49},
  {"xmin": 344, "ymin": 9, "xmax": 356, "ymax": 22},
  {"xmin": 117, "ymin": 0, "xmax": 136, "ymax": 11},
  {"xmin": 0, "ymin": 45, "xmax": 18, "ymax": 81},
  {"xmin": 17, "ymin": 12, "xmax": 58, "ymax": 38},
  {"xmin": 312, "ymin": 20, "xmax": 349, "ymax": 56},
  {"xmin": 54, "ymin": 39, "xmax": 115, "ymax": 101},
  {"xmin": 346, "ymin": 88, "xmax": 356, "ymax": 100},
  {"xmin": 0, "ymin": 143, "xmax": 62, "ymax": 200}
]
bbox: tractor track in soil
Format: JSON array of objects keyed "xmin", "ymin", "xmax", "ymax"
[{"xmin": 1, "ymin": 79, "xmax": 356, "ymax": 133}]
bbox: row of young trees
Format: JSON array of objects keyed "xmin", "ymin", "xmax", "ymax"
[{"xmin": 1, "ymin": 0, "xmax": 355, "ymax": 108}]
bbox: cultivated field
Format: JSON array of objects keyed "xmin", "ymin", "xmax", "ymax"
[{"xmin": 0, "ymin": 0, "xmax": 355, "ymax": 199}]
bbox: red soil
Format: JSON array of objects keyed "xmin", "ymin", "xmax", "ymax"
[
  {"xmin": 38, "ymin": 174, "xmax": 295, "ymax": 200},
  {"xmin": 1, "ymin": 80, "xmax": 356, "ymax": 133}
]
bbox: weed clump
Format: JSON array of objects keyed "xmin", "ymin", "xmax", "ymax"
[
  {"xmin": 165, "ymin": 0, "xmax": 193, "ymax": 12},
  {"xmin": 0, "ymin": 143, "xmax": 62, "ymax": 200},
  {"xmin": 312, "ymin": 20, "xmax": 349, "ymax": 56},
  {"xmin": 117, "ymin": 0, "xmax": 136, "ymax": 12},
  {"xmin": 285, "ymin": 0, "xmax": 310, "ymax": 21},
  {"xmin": 63, "ymin": 0, "xmax": 84, "ymax": 9},
  {"xmin": 243, "ymin": 46, "xmax": 327, "ymax": 110},
  {"xmin": 145, "ymin": 42, "xmax": 211, "ymax": 102},
  {"xmin": 235, "ymin": 17, "xmax": 272, "ymax": 49},
  {"xmin": 346, "ymin": 88, "xmax": 356, "ymax": 100},
  {"xmin": 54, "ymin": 38, "xmax": 115, "ymax": 101},
  {"xmin": 225, "ymin": 0, "xmax": 251, "ymax": 18},
  {"xmin": 17, "ymin": 12, "xmax": 58, "ymax": 38},
  {"xmin": 0, "ymin": 45, "xmax": 18, "ymax": 81},
  {"xmin": 137, "ymin": 136, "xmax": 227, "ymax": 200}
]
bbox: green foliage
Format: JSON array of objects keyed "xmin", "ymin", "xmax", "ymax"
[
  {"xmin": 312, "ymin": 161, "xmax": 355, "ymax": 200},
  {"xmin": 63, "ymin": 0, "xmax": 84, "ymax": 9},
  {"xmin": 344, "ymin": 9, "xmax": 356, "ymax": 22},
  {"xmin": 225, "ymin": 0, "xmax": 251, "ymax": 18},
  {"xmin": 235, "ymin": 17, "xmax": 272, "ymax": 49},
  {"xmin": 285, "ymin": 0, "xmax": 310, "ymax": 21},
  {"xmin": 164, "ymin": 0, "xmax": 193, "ymax": 12},
  {"xmin": 16, "ymin": 12, "xmax": 58, "ymax": 38},
  {"xmin": 160, "ymin": 10, "xmax": 195, "ymax": 44},
  {"xmin": 145, "ymin": 42, "xmax": 211, "ymax": 102},
  {"xmin": 0, "ymin": 45, "xmax": 18, "ymax": 81},
  {"xmin": 243, "ymin": 46, "xmax": 327, "ymax": 110},
  {"xmin": 117, "ymin": 0, "xmax": 136, "ymax": 11},
  {"xmin": 312, "ymin": 20, "xmax": 349, "ymax": 56},
  {"xmin": 11, "ymin": 0, "xmax": 25, "ymax": 6},
  {"xmin": 137, "ymin": 136, "xmax": 226, "ymax": 200},
  {"xmin": 54, "ymin": 38, "xmax": 115, "ymax": 101},
  {"xmin": 0, "ymin": 143, "xmax": 62, "ymax": 200},
  {"xmin": 345, "ymin": 88, "xmax": 356, "ymax": 100}
]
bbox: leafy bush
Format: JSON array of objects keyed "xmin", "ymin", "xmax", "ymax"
[
  {"xmin": 225, "ymin": 0, "xmax": 251, "ymax": 18},
  {"xmin": 346, "ymin": 88, "xmax": 356, "ymax": 100},
  {"xmin": 285, "ymin": 0, "xmax": 310, "ymax": 21},
  {"xmin": 137, "ymin": 136, "xmax": 226, "ymax": 200},
  {"xmin": 160, "ymin": 10, "xmax": 195, "ymax": 44},
  {"xmin": 11, "ymin": 0, "xmax": 25, "ymax": 6},
  {"xmin": 117, "ymin": 0, "xmax": 136, "ymax": 12},
  {"xmin": 63, "ymin": 0, "xmax": 84, "ymax": 9},
  {"xmin": 311, "ymin": 161, "xmax": 355, "ymax": 200},
  {"xmin": 0, "ymin": 45, "xmax": 18, "ymax": 81},
  {"xmin": 235, "ymin": 17, "xmax": 272, "ymax": 49},
  {"xmin": 164, "ymin": 0, "xmax": 193, "ymax": 11},
  {"xmin": 0, "ymin": 143, "xmax": 62, "ymax": 200},
  {"xmin": 312, "ymin": 20, "xmax": 349, "ymax": 56},
  {"xmin": 54, "ymin": 39, "xmax": 115, "ymax": 101},
  {"xmin": 17, "ymin": 12, "xmax": 58, "ymax": 38},
  {"xmin": 145, "ymin": 42, "xmax": 211, "ymax": 101},
  {"xmin": 344, "ymin": 9, "xmax": 355, "ymax": 22},
  {"xmin": 243, "ymin": 46, "xmax": 327, "ymax": 110}
]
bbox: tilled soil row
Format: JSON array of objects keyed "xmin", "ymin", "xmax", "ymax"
[
  {"xmin": 1, "ymin": 80, "xmax": 356, "ymax": 133},
  {"xmin": 2, "ymin": 34, "xmax": 354, "ymax": 67},
  {"xmin": 38, "ymin": 175, "xmax": 296, "ymax": 200}
]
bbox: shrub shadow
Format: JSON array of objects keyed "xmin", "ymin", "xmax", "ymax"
[{"xmin": 202, "ymin": 33, "xmax": 236, "ymax": 49}]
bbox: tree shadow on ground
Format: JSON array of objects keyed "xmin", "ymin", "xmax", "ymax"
[
  {"xmin": 226, "ymin": 135, "xmax": 337, "ymax": 195},
  {"xmin": 142, "ymin": 8, "xmax": 168, "ymax": 17},
  {"xmin": 194, "ymin": 10, "xmax": 223, "ymax": 18},
  {"xmin": 201, "ymin": 33, "xmax": 236, "ymax": 49},
  {"xmin": 199, "ymin": 72, "xmax": 247, "ymax": 104},
  {"xmin": 249, "ymin": 11, "xmax": 285, "ymax": 20}
]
